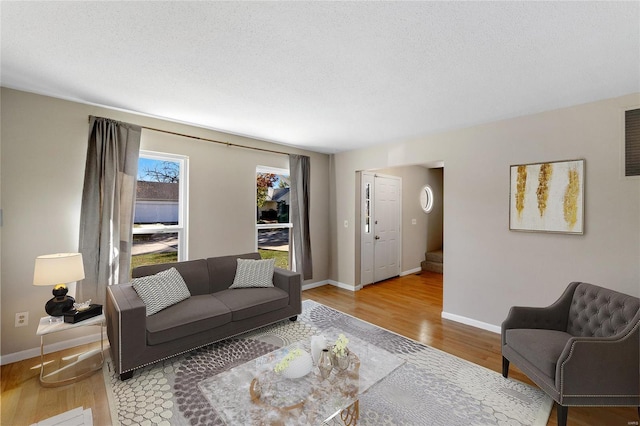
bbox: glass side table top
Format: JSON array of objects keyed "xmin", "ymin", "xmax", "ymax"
[{"xmin": 199, "ymin": 330, "xmax": 404, "ymax": 425}]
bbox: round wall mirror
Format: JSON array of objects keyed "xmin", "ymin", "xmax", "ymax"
[{"xmin": 420, "ymin": 185, "xmax": 434, "ymax": 213}]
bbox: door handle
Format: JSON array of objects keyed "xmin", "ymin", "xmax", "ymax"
[{"xmin": 375, "ymin": 236, "xmax": 380, "ymax": 240}]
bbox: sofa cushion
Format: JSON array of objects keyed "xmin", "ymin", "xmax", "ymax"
[
  {"xmin": 132, "ymin": 267, "xmax": 191, "ymax": 316},
  {"xmin": 230, "ymin": 258, "xmax": 275, "ymax": 289},
  {"xmin": 146, "ymin": 295, "xmax": 232, "ymax": 345},
  {"xmin": 206, "ymin": 252, "xmax": 261, "ymax": 293},
  {"xmin": 505, "ymin": 328, "xmax": 572, "ymax": 379},
  {"xmin": 133, "ymin": 259, "xmax": 211, "ymax": 296},
  {"xmin": 214, "ymin": 288, "xmax": 289, "ymax": 321}
]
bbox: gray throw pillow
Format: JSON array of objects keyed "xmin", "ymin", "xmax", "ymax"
[
  {"xmin": 132, "ymin": 267, "xmax": 191, "ymax": 316},
  {"xmin": 230, "ymin": 258, "xmax": 275, "ymax": 289}
]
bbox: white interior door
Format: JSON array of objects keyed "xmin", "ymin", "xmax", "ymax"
[
  {"xmin": 373, "ymin": 176, "xmax": 400, "ymax": 282},
  {"xmin": 361, "ymin": 173, "xmax": 401, "ymax": 285}
]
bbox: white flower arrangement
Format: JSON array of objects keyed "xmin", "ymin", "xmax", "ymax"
[
  {"xmin": 332, "ymin": 334, "xmax": 349, "ymax": 357},
  {"xmin": 274, "ymin": 348, "xmax": 304, "ymax": 373}
]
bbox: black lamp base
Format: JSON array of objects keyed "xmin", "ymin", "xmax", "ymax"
[{"xmin": 45, "ymin": 285, "xmax": 75, "ymax": 316}]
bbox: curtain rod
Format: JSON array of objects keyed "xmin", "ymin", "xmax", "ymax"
[{"xmin": 89, "ymin": 116, "xmax": 290, "ymax": 157}]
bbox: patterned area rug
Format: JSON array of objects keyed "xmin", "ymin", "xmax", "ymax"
[{"xmin": 104, "ymin": 300, "xmax": 553, "ymax": 425}]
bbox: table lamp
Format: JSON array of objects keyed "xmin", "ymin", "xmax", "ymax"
[{"xmin": 33, "ymin": 253, "xmax": 85, "ymax": 316}]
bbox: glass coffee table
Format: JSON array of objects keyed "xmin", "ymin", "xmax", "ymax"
[{"xmin": 199, "ymin": 331, "xmax": 404, "ymax": 425}]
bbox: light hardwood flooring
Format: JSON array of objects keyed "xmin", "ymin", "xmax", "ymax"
[{"xmin": 1, "ymin": 272, "xmax": 636, "ymax": 425}]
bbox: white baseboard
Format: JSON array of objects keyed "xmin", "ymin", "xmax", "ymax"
[
  {"xmin": 329, "ymin": 280, "xmax": 361, "ymax": 291},
  {"xmin": 441, "ymin": 311, "xmax": 501, "ymax": 334},
  {"xmin": 0, "ymin": 331, "xmax": 104, "ymax": 366},
  {"xmin": 400, "ymin": 267, "xmax": 422, "ymax": 276},
  {"xmin": 301, "ymin": 280, "xmax": 360, "ymax": 292},
  {"xmin": 301, "ymin": 280, "xmax": 330, "ymax": 291}
]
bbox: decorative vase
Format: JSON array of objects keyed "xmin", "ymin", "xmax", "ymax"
[
  {"xmin": 334, "ymin": 349, "xmax": 350, "ymax": 371},
  {"xmin": 281, "ymin": 350, "xmax": 313, "ymax": 379},
  {"xmin": 318, "ymin": 349, "xmax": 332, "ymax": 379},
  {"xmin": 310, "ymin": 335, "xmax": 327, "ymax": 364}
]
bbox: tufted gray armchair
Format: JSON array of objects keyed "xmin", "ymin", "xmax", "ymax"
[{"xmin": 502, "ymin": 281, "xmax": 639, "ymax": 426}]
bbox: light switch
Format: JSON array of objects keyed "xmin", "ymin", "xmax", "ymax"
[
  {"xmin": 411, "ymin": 218, "xmax": 417, "ymax": 225},
  {"xmin": 344, "ymin": 220, "xmax": 348, "ymax": 228}
]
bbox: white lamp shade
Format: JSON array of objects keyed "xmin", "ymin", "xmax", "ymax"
[{"xmin": 33, "ymin": 253, "xmax": 85, "ymax": 286}]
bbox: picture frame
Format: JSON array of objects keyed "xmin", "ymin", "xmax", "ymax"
[{"xmin": 509, "ymin": 159, "xmax": 584, "ymax": 234}]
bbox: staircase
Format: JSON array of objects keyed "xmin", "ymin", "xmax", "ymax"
[{"xmin": 421, "ymin": 249, "xmax": 443, "ymax": 274}]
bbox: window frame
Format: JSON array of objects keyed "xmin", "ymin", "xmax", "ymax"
[
  {"xmin": 133, "ymin": 150, "xmax": 189, "ymax": 262},
  {"xmin": 623, "ymin": 106, "xmax": 640, "ymax": 179}
]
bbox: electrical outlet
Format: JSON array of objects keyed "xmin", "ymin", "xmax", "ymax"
[{"xmin": 15, "ymin": 311, "xmax": 28, "ymax": 327}]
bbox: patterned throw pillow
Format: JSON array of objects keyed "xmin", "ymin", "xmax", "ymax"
[
  {"xmin": 132, "ymin": 267, "xmax": 191, "ymax": 316},
  {"xmin": 230, "ymin": 258, "xmax": 275, "ymax": 289}
]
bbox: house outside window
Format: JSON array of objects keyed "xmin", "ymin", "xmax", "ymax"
[
  {"xmin": 132, "ymin": 151, "xmax": 188, "ymax": 269},
  {"xmin": 256, "ymin": 166, "xmax": 291, "ymax": 269}
]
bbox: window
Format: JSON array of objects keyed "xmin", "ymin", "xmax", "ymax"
[
  {"xmin": 256, "ymin": 166, "xmax": 291, "ymax": 269},
  {"xmin": 625, "ymin": 108, "xmax": 640, "ymax": 177},
  {"xmin": 364, "ymin": 182, "xmax": 371, "ymax": 234},
  {"xmin": 132, "ymin": 151, "xmax": 188, "ymax": 269}
]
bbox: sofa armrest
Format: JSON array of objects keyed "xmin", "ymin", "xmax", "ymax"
[
  {"xmin": 273, "ymin": 267, "xmax": 302, "ymax": 313},
  {"xmin": 501, "ymin": 282, "xmax": 581, "ymax": 345},
  {"xmin": 557, "ymin": 319, "xmax": 640, "ymax": 398},
  {"xmin": 105, "ymin": 284, "xmax": 148, "ymax": 375}
]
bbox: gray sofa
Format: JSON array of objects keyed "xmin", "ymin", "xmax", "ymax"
[
  {"xmin": 105, "ymin": 252, "xmax": 302, "ymax": 380},
  {"xmin": 502, "ymin": 281, "xmax": 640, "ymax": 426}
]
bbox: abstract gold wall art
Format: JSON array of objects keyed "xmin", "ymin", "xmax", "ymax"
[{"xmin": 509, "ymin": 159, "xmax": 584, "ymax": 234}]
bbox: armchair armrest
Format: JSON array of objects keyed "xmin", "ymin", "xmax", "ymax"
[
  {"xmin": 558, "ymin": 320, "xmax": 640, "ymax": 399},
  {"xmin": 105, "ymin": 284, "xmax": 148, "ymax": 375},
  {"xmin": 273, "ymin": 267, "xmax": 302, "ymax": 313},
  {"xmin": 501, "ymin": 282, "xmax": 581, "ymax": 344}
]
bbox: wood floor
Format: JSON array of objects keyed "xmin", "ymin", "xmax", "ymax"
[{"xmin": 1, "ymin": 272, "xmax": 636, "ymax": 425}]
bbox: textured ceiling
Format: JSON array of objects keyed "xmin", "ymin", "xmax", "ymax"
[{"xmin": 1, "ymin": 1, "xmax": 638, "ymax": 154}]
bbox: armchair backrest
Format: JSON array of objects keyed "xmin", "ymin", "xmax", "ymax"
[{"xmin": 567, "ymin": 282, "xmax": 640, "ymax": 337}]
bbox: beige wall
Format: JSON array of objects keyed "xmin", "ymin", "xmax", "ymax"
[
  {"xmin": 0, "ymin": 88, "xmax": 330, "ymax": 359},
  {"xmin": 331, "ymin": 93, "xmax": 640, "ymax": 328}
]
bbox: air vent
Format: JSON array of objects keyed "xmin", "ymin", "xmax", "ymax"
[{"xmin": 625, "ymin": 108, "xmax": 640, "ymax": 177}]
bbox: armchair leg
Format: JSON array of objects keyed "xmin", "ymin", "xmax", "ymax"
[
  {"xmin": 501, "ymin": 357, "xmax": 509, "ymax": 378},
  {"xmin": 556, "ymin": 404, "xmax": 568, "ymax": 426},
  {"xmin": 120, "ymin": 370, "xmax": 134, "ymax": 381},
  {"xmin": 289, "ymin": 316, "xmax": 298, "ymax": 322}
]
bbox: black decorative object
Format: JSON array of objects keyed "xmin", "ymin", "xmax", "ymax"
[
  {"xmin": 63, "ymin": 304, "xmax": 102, "ymax": 323},
  {"xmin": 45, "ymin": 284, "xmax": 76, "ymax": 316}
]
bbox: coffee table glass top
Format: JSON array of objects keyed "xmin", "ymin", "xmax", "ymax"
[{"xmin": 199, "ymin": 330, "xmax": 404, "ymax": 425}]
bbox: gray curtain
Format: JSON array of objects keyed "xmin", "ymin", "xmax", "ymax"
[
  {"xmin": 289, "ymin": 154, "xmax": 313, "ymax": 280},
  {"xmin": 78, "ymin": 116, "xmax": 141, "ymax": 304}
]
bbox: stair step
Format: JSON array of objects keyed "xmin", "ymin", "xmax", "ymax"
[
  {"xmin": 425, "ymin": 250, "xmax": 443, "ymax": 263},
  {"xmin": 421, "ymin": 260, "xmax": 443, "ymax": 274}
]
